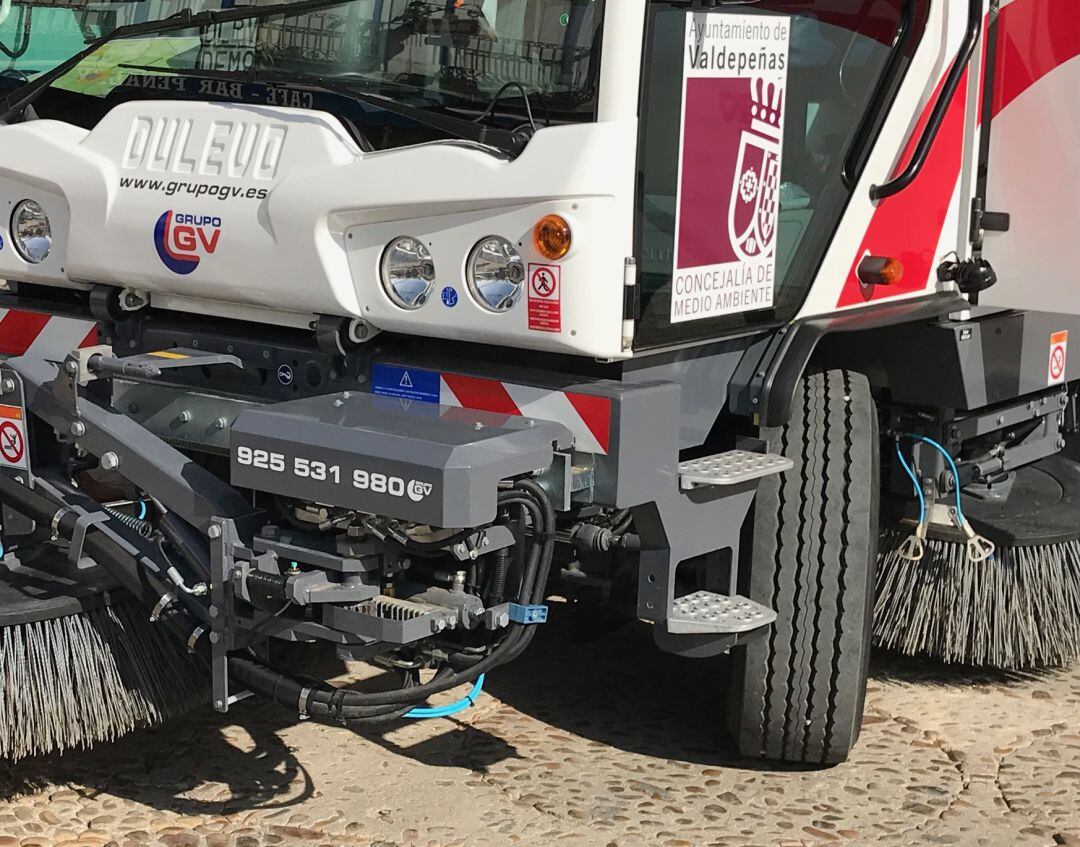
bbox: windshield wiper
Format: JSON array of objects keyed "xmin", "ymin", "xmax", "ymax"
[
  {"xmin": 117, "ymin": 65, "xmax": 529, "ymax": 158},
  {"xmin": 0, "ymin": 0, "xmax": 366, "ymax": 124}
]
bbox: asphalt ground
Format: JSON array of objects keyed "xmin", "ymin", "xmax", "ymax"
[{"xmin": 0, "ymin": 604, "xmax": 1078, "ymax": 847}]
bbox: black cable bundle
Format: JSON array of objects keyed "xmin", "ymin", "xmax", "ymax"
[{"xmin": 229, "ymin": 479, "xmax": 557, "ymax": 724}]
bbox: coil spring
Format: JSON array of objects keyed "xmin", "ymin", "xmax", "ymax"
[{"xmin": 104, "ymin": 505, "xmax": 153, "ymax": 538}]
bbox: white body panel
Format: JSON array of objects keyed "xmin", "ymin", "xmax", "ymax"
[
  {"xmin": 0, "ymin": 101, "xmax": 637, "ymax": 358},
  {"xmin": 982, "ymin": 45, "xmax": 1080, "ymax": 316}
]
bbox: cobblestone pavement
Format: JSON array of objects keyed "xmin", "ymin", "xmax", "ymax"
[{"xmin": 1, "ymin": 611, "xmax": 1079, "ymax": 847}]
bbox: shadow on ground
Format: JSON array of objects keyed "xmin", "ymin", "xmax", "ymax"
[{"xmin": 1, "ymin": 601, "xmax": 1019, "ymax": 818}]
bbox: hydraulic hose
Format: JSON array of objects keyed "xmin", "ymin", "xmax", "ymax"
[
  {"xmin": 230, "ymin": 480, "xmax": 557, "ymax": 721},
  {"xmin": 0, "ymin": 473, "xmax": 207, "ymax": 649}
]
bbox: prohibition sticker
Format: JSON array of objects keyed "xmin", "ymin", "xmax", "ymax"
[
  {"xmin": 528, "ymin": 264, "xmax": 561, "ymax": 333},
  {"xmin": 1049, "ymin": 331, "xmax": 1069, "ymax": 385},
  {"xmin": 0, "ymin": 420, "xmax": 25, "ymax": 466}
]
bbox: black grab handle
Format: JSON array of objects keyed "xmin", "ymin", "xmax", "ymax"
[{"xmin": 869, "ymin": 0, "xmax": 983, "ymax": 201}]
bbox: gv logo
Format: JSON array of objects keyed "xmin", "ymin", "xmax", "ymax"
[
  {"xmin": 408, "ymin": 480, "xmax": 433, "ymax": 502},
  {"xmin": 153, "ymin": 210, "xmax": 221, "ymax": 275}
]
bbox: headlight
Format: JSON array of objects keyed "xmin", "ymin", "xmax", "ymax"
[
  {"xmin": 11, "ymin": 200, "xmax": 52, "ymax": 264},
  {"xmin": 467, "ymin": 236, "xmax": 525, "ymax": 313},
  {"xmin": 380, "ymin": 236, "xmax": 435, "ymax": 310}
]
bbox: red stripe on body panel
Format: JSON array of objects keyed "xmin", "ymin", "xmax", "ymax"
[
  {"xmin": 835, "ymin": 69, "xmax": 970, "ymax": 308},
  {"xmin": 0, "ymin": 311, "xmax": 52, "ymax": 356},
  {"xmin": 565, "ymin": 392, "xmax": 612, "ymax": 454},
  {"xmin": 992, "ymin": 0, "xmax": 1080, "ymax": 118},
  {"xmin": 79, "ymin": 325, "xmax": 100, "ymax": 348},
  {"xmin": 439, "ymin": 373, "xmax": 520, "ymax": 416},
  {"xmin": 440, "ymin": 371, "xmax": 612, "ymax": 455}
]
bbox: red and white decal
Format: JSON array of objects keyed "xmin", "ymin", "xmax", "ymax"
[
  {"xmin": 0, "ymin": 405, "xmax": 27, "ymax": 469},
  {"xmin": 527, "ymin": 264, "xmax": 562, "ymax": 333},
  {"xmin": 439, "ymin": 372, "xmax": 611, "ymax": 455},
  {"xmin": 0, "ymin": 309, "xmax": 97, "ymax": 358},
  {"xmin": 1048, "ymin": 331, "xmax": 1069, "ymax": 386}
]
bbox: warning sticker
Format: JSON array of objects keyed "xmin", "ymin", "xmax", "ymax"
[
  {"xmin": 0, "ymin": 404, "xmax": 27, "ymax": 469},
  {"xmin": 371, "ymin": 363, "xmax": 441, "ymax": 404},
  {"xmin": 1048, "ymin": 331, "xmax": 1069, "ymax": 386},
  {"xmin": 670, "ymin": 13, "xmax": 790, "ymax": 324},
  {"xmin": 528, "ymin": 264, "xmax": 561, "ymax": 333}
]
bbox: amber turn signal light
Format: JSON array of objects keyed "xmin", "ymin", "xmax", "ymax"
[
  {"xmin": 533, "ymin": 214, "xmax": 572, "ymax": 261},
  {"xmin": 857, "ymin": 255, "xmax": 904, "ymax": 286}
]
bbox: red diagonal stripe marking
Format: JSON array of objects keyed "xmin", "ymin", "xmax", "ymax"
[
  {"xmin": 565, "ymin": 392, "xmax": 611, "ymax": 454},
  {"xmin": 441, "ymin": 374, "xmax": 520, "ymax": 416},
  {"xmin": 78, "ymin": 324, "xmax": 100, "ymax": 348},
  {"xmin": 0, "ymin": 311, "xmax": 51, "ymax": 356}
]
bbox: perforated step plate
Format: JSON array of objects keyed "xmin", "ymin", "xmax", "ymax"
[
  {"xmin": 678, "ymin": 450, "xmax": 793, "ymax": 489},
  {"xmin": 667, "ymin": 590, "xmax": 778, "ymax": 635}
]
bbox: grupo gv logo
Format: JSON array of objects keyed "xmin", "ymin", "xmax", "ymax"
[{"xmin": 153, "ymin": 210, "xmax": 221, "ymax": 275}]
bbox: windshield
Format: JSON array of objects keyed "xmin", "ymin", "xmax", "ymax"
[
  {"xmin": 634, "ymin": 0, "xmax": 926, "ymax": 349},
  {"xmin": 0, "ymin": 0, "xmax": 605, "ymax": 137}
]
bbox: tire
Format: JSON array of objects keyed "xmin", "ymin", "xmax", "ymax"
[{"xmin": 727, "ymin": 369, "xmax": 879, "ymax": 764}]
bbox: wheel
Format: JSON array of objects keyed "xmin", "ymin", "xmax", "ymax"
[{"xmin": 727, "ymin": 369, "xmax": 879, "ymax": 764}]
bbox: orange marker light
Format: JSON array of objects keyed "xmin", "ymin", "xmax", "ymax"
[
  {"xmin": 857, "ymin": 255, "xmax": 904, "ymax": 286},
  {"xmin": 533, "ymin": 214, "xmax": 572, "ymax": 261}
]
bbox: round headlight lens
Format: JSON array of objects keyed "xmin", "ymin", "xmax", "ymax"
[
  {"xmin": 467, "ymin": 236, "xmax": 525, "ymax": 313},
  {"xmin": 380, "ymin": 236, "xmax": 435, "ymax": 310},
  {"xmin": 11, "ymin": 200, "xmax": 52, "ymax": 264}
]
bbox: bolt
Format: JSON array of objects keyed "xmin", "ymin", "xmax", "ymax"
[
  {"xmin": 996, "ymin": 415, "xmax": 1005, "ymax": 425},
  {"xmin": 333, "ymin": 398, "xmax": 344, "ymax": 408},
  {"xmin": 99, "ymin": 451, "xmax": 119, "ymax": 470},
  {"xmin": 178, "ymin": 410, "xmax": 192, "ymax": 423},
  {"xmin": 214, "ymin": 699, "xmax": 224, "ymax": 709},
  {"xmin": 527, "ymin": 419, "xmax": 535, "ymax": 427},
  {"xmin": 209, "ymin": 632, "xmax": 220, "ymax": 644},
  {"xmin": 209, "ymin": 605, "xmax": 219, "ymax": 618},
  {"xmin": 208, "ymin": 525, "xmax": 222, "ymax": 539},
  {"xmin": 128, "ymin": 402, "xmax": 139, "ymax": 414},
  {"xmin": 64, "ymin": 360, "xmax": 78, "ymax": 375},
  {"xmin": 473, "ymin": 421, "xmax": 484, "ymax": 431},
  {"xmin": 1058, "ymin": 437, "xmax": 1067, "ymax": 449},
  {"xmin": 213, "ymin": 417, "xmax": 227, "ymax": 430},
  {"xmin": 69, "ymin": 421, "xmax": 86, "ymax": 437},
  {"xmin": 431, "ymin": 618, "xmax": 447, "ymax": 633},
  {"xmin": 0, "ymin": 377, "xmax": 14, "ymax": 395}
]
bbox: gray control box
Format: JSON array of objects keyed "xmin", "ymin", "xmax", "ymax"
[{"xmin": 230, "ymin": 392, "xmax": 570, "ymax": 527}]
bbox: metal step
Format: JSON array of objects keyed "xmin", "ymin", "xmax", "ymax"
[
  {"xmin": 678, "ymin": 450, "xmax": 793, "ymax": 490},
  {"xmin": 667, "ymin": 590, "xmax": 777, "ymax": 635}
]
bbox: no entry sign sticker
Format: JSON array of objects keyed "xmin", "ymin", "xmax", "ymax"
[
  {"xmin": 0, "ymin": 404, "xmax": 27, "ymax": 469},
  {"xmin": 1049, "ymin": 331, "xmax": 1069, "ymax": 386},
  {"xmin": 528, "ymin": 264, "xmax": 561, "ymax": 333}
]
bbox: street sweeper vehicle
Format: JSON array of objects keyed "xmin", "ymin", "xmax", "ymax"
[{"xmin": 0, "ymin": 0, "xmax": 1076, "ymax": 767}]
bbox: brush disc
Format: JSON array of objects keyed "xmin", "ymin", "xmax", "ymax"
[
  {"xmin": 961, "ymin": 454, "xmax": 1080, "ymax": 547},
  {"xmin": 875, "ymin": 455, "xmax": 1080, "ymax": 669}
]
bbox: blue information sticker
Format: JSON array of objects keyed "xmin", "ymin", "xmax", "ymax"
[
  {"xmin": 277, "ymin": 363, "xmax": 294, "ymax": 386},
  {"xmin": 372, "ymin": 363, "xmax": 440, "ymax": 404},
  {"xmin": 441, "ymin": 286, "xmax": 459, "ymax": 308}
]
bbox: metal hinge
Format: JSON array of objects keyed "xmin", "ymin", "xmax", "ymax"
[{"xmin": 621, "ymin": 257, "xmax": 637, "ymax": 353}]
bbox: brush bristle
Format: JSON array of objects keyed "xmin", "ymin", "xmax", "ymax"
[
  {"xmin": 874, "ymin": 527, "xmax": 1080, "ymax": 669},
  {"xmin": 0, "ymin": 601, "xmax": 206, "ymax": 761}
]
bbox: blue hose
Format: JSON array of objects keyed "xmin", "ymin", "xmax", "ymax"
[
  {"xmin": 404, "ymin": 673, "xmax": 485, "ymax": 719},
  {"xmin": 894, "ymin": 441, "xmax": 926, "ymax": 526},
  {"xmin": 902, "ymin": 433, "xmax": 966, "ymax": 525}
]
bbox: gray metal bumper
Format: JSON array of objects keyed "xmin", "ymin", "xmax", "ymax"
[{"xmin": 230, "ymin": 391, "xmax": 572, "ymax": 527}]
